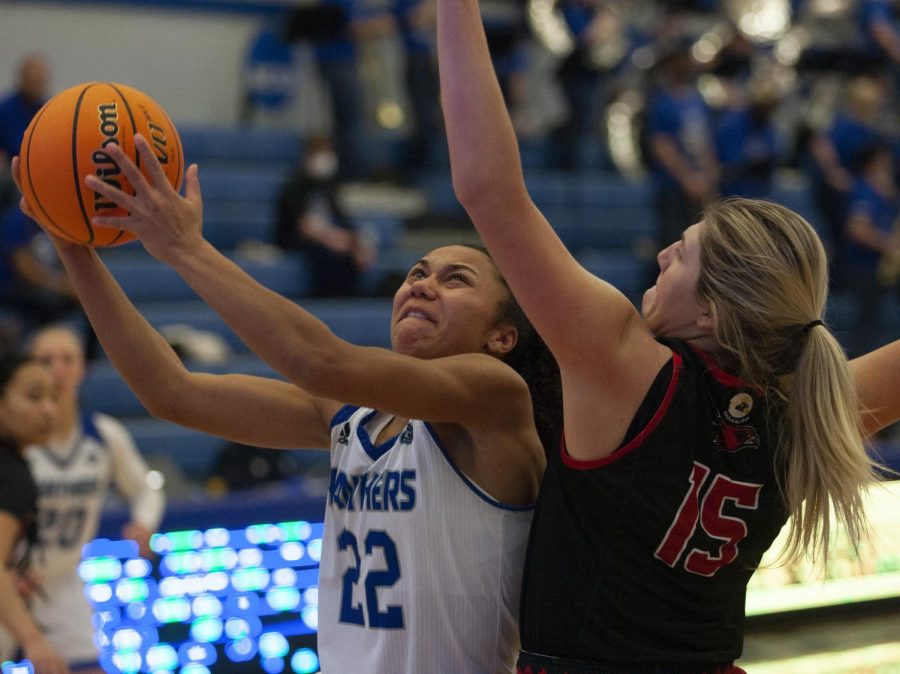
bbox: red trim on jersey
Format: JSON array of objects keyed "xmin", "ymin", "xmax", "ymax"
[
  {"xmin": 688, "ymin": 345, "xmax": 747, "ymax": 388},
  {"xmin": 561, "ymin": 352, "xmax": 683, "ymax": 470}
]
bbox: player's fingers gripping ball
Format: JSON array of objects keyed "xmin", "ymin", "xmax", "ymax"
[{"xmin": 19, "ymin": 82, "xmax": 184, "ymax": 247}]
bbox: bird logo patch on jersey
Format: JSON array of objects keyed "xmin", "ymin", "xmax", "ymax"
[
  {"xmin": 725, "ymin": 393, "xmax": 753, "ymax": 423},
  {"xmin": 714, "ymin": 392, "xmax": 760, "ymax": 453}
]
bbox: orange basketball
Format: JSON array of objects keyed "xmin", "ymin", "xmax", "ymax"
[{"xmin": 19, "ymin": 82, "xmax": 184, "ymax": 247}]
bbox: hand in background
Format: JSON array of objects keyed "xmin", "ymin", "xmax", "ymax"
[{"xmin": 122, "ymin": 521, "xmax": 155, "ymax": 560}]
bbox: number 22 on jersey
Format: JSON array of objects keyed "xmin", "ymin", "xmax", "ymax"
[{"xmin": 338, "ymin": 528, "xmax": 404, "ymax": 629}]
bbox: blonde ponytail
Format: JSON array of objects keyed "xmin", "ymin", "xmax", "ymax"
[
  {"xmin": 779, "ymin": 325, "xmax": 872, "ymax": 564},
  {"xmin": 698, "ymin": 199, "xmax": 881, "ymax": 565}
]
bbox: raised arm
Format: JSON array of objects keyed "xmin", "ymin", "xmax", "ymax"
[
  {"xmin": 433, "ymin": 0, "xmax": 672, "ymax": 462},
  {"xmin": 80, "ymin": 141, "xmax": 530, "ymax": 432},
  {"xmin": 850, "ymin": 340, "xmax": 900, "ymax": 436},
  {"xmin": 60, "ymin": 244, "xmax": 331, "ymax": 449},
  {"xmin": 435, "ymin": 0, "xmax": 650, "ymax": 363},
  {"xmin": 11, "ymin": 157, "xmax": 330, "ymax": 450}
]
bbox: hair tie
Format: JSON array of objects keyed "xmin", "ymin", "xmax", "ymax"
[{"xmin": 803, "ymin": 319, "xmax": 824, "ymax": 334}]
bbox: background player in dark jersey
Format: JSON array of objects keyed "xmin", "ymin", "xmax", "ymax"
[
  {"xmin": 434, "ymin": 1, "xmax": 900, "ymax": 671},
  {"xmin": 0, "ymin": 354, "xmax": 69, "ymax": 674}
]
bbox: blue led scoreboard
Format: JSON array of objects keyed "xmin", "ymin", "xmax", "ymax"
[{"xmin": 77, "ymin": 520, "xmax": 324, "ymax": 674}]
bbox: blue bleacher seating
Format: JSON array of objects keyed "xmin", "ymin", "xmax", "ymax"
[
  {"xmin": 123, "ymin": 417, "xmax": 226, "ymax": 476},
  {"xmin": 100, "ymin": 250, "xmax": 311, "ymax": 300},
  {"xmin": 179, "ymin": 125, "xmax": 301, "ymax": 170},
  {"xmin": 134, "ymin": 297, "xmax": 394, "ymax": 352},
  {"xmin": 193, "ymin": 166, "xmax": 287, "ymax": 203},
  {"xmin": 83, "ymin": 355, "xmax": 281, "ymax": 418}
]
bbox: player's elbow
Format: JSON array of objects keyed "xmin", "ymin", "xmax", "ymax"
[{"xmin": 139, "ymin": 375, "xmax": 199, "ymax": 425}]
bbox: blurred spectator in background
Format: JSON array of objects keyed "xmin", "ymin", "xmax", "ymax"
[
  {"xmin": 284, "ymin": 0, "xmax": 394, "ymax": 180},
  {"xmin": 0, "ymin": 53, "xmax": 49, "ymax": 183},
  {"xmin": 808, "ymin": 75, "xmax": 887, "ymax": 267},
  {"xmin": 26, "ymin": 325, "xmax": 165, "ymax": 672},
  {"xmin": 858, "ymin": 0, "xmax": 900, "ymax": 74},
  {"xmin": 481, "ymin": 0, "xmax": 531, "ymax": 124},
  {"xmin": 394, "ymin": 0, "xmax": 443, "ymax": 175},
  {"xmin": 0, "ymin": 209, "xmax": 80, "ymax": 354},
  {"xmin": 714, "ymin": 78, "xmax": 782, "ymax": 199},
  {"xmin": 274, "ymin": 136, "xmax": 376, "ymax": 297},
  {"xmin": 0, "ymin": 53, "xmax": 49, "ymax": 247},
  {"xmin": 644, "ymin": 37, "xmax": 716, "ymax": 261},
  {"xmin": 840, "ymin": 142, "xmax": 900, "ymax": 356},
  {"xmin": 553, "ymin": 0, "xmax": 623, "ymax": 171},
  {"xmin": 0, "ymin": 53, "xmax": 82, "ymax": 356}
]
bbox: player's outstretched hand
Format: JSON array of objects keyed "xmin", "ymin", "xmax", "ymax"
[{"xmin": 84, "ymin": 133, "xmax": 204, "ymax": 264}]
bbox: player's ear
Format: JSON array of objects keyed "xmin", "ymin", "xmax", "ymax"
[
  {"xmin": 697, "ymin": 313, "xmax": 714, "ymax": 332},
  {"xmin": 487, "ymin": 324, "xmax": 518, "ymax": 357},
  {"xmin": 696, "ymin": 304, "xmax": 714, "ymax": 335}
]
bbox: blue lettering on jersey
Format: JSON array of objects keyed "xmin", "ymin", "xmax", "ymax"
[
  {"xmin": 37, "ymin": 478, "xmax": 101, "ymax": 497},
  {"xmin": 328, "ymin": 469, "xmax": 417, "ymax": 512}
]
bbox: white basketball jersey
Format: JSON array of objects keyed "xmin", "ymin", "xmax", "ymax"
[
  {"xmin": 24, "ymin": 412, "xmax": 165, "ymax": 663},
  {"xmin": 318, "ymin": 406, "xmax": 533, "ymax": 674}
]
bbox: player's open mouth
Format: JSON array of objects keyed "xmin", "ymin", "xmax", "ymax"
[{"xmin": 400, "ymin": 309, "xmax": 435, "ymax": 322}]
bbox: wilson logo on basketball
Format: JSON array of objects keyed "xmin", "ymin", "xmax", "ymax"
[
  {"xmin": 148, "ymin": 122, "xmax": 170, "ymax": 164},
  {"xmin": 19, "ymin": 81, "xmax": 184, "ymax": 247},
  {"xmin": 93, "ymin": 101, "xmax": 123, "ymax": 214}
]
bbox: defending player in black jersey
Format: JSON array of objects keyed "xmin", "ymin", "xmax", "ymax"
[
  {"xmin": 435, "ymin": 1, "xmax": 900, "ymax": 671},
  {"xmin": 0, "ymin": 354, "xmax": 69, "ymax": 674}
]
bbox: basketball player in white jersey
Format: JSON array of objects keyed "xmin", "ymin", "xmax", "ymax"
[
  {"xmin": 10, "ymin": 147, "xmax": 561, "ymax": 673},
  {"xmin": 23, "ymin": 325, "xmax": 165, "ymax": 672}
]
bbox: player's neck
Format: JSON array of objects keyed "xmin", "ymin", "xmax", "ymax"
[{"xmin": 51, "ymin": 403, "xmax": 80, "ymax": 442}]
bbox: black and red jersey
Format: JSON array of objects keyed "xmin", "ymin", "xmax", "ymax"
[{"xmin": 519, "ymin": 339, "xmax": 789, "ymax": 665}]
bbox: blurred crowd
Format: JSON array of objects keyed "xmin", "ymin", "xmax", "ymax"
[
  {"xmin": 243, "ymin": 0, "xmax": 900, "ymax": 355},
  {"xmin": 3, "ymin": 0, "xmax": 900, "ymax": 357}
]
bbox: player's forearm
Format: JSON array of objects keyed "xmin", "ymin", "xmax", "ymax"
[
  {"xmin": 0, "ymin": 569, "xmax": 44, "ymax": 648},
  {"xmin": 166, "ymin": 239, "xmax": 343, "ymax": 393},
  {"xmin": 129, "ymin": 484, "xmax": 166, "ymax": 530},
  {"xmin": 437, "ymin": 0, "xmax": 525, "ymax": 209},
  {"xmin": 851, "ymin": 340, "xmax": 900, "ymax": 435},
  {"xmin": 54, "ymin": 244, "xmax": 191, "ymax": 417}
]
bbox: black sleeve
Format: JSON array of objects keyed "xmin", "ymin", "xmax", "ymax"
[{"xmin": 0, "ymin": 457, "xmax": 35, "ymax": 523}]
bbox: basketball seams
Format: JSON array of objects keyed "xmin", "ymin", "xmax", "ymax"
[
  {"xmin": 22, "ymin": 81, "xmax": 179, "ymax": 248},
  {"xmin": 72, "ymin": 83, "xmax": 97, "ymax": 244},
  {"xmin": 22, "ymin": 101, "xmax": 78, "ymax": 242}
]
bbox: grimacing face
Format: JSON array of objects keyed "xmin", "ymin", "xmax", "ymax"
[
  {"xmin": 390, "ymin": 246, "xmax": 516, "ymax": 360},
  {"xmin": 0, "ymin": 362, "xmax": 57, "ymax": 447}
]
